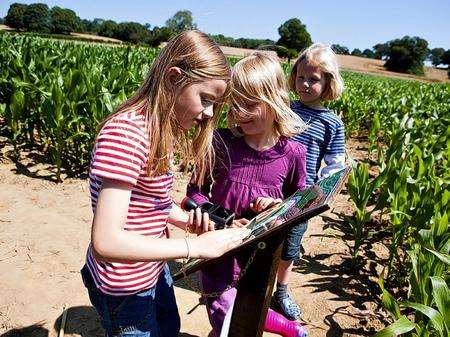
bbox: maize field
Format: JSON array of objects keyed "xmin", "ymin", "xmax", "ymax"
[{"xmin": 0, "ymin": 33, "xmax": 449, "ymax": 336}]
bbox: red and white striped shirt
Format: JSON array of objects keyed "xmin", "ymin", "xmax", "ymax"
[{"xmin": 85, "ymin": 110, "xmax": 174, "ymax": 295}]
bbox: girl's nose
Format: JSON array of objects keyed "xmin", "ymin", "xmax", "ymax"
[{"xmin": 202, "ymin": 105, "xmax": 214, "ymax": 118}]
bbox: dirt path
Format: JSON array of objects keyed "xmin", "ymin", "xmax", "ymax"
[{"xmin": 0, "ymin": 139, "xmax": 388, "ymax": 336}]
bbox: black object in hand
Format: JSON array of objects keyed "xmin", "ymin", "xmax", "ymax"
[{"xmin": 181, "ymin": 197, "xmax": 235, "ymax": 230}]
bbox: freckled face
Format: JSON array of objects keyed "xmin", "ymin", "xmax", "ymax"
[
  {"xmin": 173, "ymin": 79, "xmax": 227, "ymax": 130},
  {"xmin": 295, "ymin": 61, "xmax": 326, "ymax": 105}
]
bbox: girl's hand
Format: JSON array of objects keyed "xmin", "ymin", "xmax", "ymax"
[
  {"xmin": 187, "ymin": 208, "xmax": 215, "ymax": 235},
  {"xmin": 249, "ymin": 197, "xmax": 282, "ymax": 213},
  {"xmin": 191, "ymin": 227, "xmax": 251, "ymax": 259},
  {"xmin": 232, "ymin": 218, "xmax": 250, "ymax": 228}
]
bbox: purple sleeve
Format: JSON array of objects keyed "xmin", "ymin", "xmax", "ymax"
[
  {"xmin": 283, "ymin": 143, "xmax": 307, "ymax": 196},
  {"xmin": 186, "ymin": 174, "xmax": 211, "ymax": 205}
]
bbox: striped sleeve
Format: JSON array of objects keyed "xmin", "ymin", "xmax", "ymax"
[
  {"xmin": 320, "ymin": 117, "xmax": 346, "ymax": 179},
  {"xmin": 90, "ymin": 117, "xmax": 148, "ymax": 186},
  {"xmin": 325, "ymin": 118, "xmax": 345, "ymax": 155}
]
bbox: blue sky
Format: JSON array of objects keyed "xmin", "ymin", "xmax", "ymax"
[{"xmin": 1, "ymin": 0, "xmax": 449, "ymax": 51}]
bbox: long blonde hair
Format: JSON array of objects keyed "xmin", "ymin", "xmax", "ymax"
[
  {"xmin": 105, "ymin": 30, "xmax": 231, "ymax": 185},
  {"xmin": 228, "ymin": 52, "xmax": 306, "ymax": 138}
]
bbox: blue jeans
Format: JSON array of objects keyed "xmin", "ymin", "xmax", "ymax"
[
  {"xmin": 281, "ymin": 221, "xmax": 308, "ymax": 261},
  {"xmin": 81, "ymin": 264, "xmax": 180, "ymax": 337}
]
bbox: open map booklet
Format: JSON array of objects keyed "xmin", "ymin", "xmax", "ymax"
[{"xmin": 173, "ymin": 166, "xmax": 351, "ymax": 280}]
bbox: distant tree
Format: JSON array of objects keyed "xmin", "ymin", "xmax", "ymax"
[
  {"xmin": 384, "ymin": 36, "xmax": 428, "ymax": 75},
  {"xmin": 148, "ymin": 26, "xmax": 175, "ymax": 47},
  {"xmin": 50, "ymin": 6, "xmax": 80, "ymax": 34},
  {"xmin": 80, "ymin": 18, "xmax": 104, "ymax": 33},
  {"xmin": 97, "ymin": 20, "xmax": 118, "ymax": 38},
  {"xmin": 115, "ymin": 22, "xmax": 151, "ymax": 44},
  {"xmin": 276, "ymin": 18, "xmax": 312, "ymax": 52},
  {"xmin": 362, "ymin": 48, "xmax": 375, "ymax": 58},
  {"xmin": 275, "ymin": 46, "xmax": 298, "ymax": 63},
  {"xmin": 80, "ymin": 19, "xmax": 94, "ymax": 33},
  {"xmin": 165, "ymin": 10, "xmax": 196, "ymax": 34},
  {"xmin": 23, "ymin": 3, "xmax": 52, "ymax": 33},
  {"xmin": 0, "ymin": 17, "xmax": 3, "ymax": 24},
  {"xmin": 210, "ymin": 34, "xmax": 235, "ymax": 47},
  {"xmin": 331, "ymin": 44, "xmax": 349, "ymax": 55},
  {"xmin": 236, "ymin": 38, "xmax": 275, "ymax": 49},
  {"xmin": 351, "ymin": 48, "xmax": 362, "ymax": 57},
  {"xmin": 429, "ymin": 47, "xmax": 445, "ymax": 67},
  {"xmin": 209, "ymin": 34, "xmax": 275, "ymax": 50},
  {"xmin": 373, "ymin": 43, "xmax": 389, "ymax": 59},
  {"xmin": 5, "ymin": 3, "xmax": 28, "ymax": 30},
  {"xmin": 441, "ymin": 49, "xmax": 450, "ymax": 68}
]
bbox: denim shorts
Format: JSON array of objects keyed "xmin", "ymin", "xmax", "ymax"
[
  {"xmin": 81, "ymin": 264, "xmax": 180, "ymax": 337},
  {"xmin": 281, "ymin": 221, "xmax": 308, "ymax": 261}
]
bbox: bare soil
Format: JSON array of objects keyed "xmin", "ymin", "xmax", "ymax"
[
  {"xmin": 0, "ymin": 138, "xmax": 392, "ymax": 337},
  {"xmin": 70, "ymin": 33, "xmax": 123, "ymax": 44},
  {"xmin": 335, "ymin": 54, "xmax": 448, "ymax": 83},
  {"xmin": 0, "ymin": 25, "xmax": 14, "ymax": 31}
]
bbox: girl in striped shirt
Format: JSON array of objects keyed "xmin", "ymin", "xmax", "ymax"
[
  {"xmin": 80, "ymin": 30, "xmax": 249, "ymax": 337},
  {"xmin": 271, "ymin": 43, "xmax": 346, "ymax": 321}
]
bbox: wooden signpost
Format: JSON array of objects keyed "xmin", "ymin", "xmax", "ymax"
[{"xmin": 174, "ymin": 167, "xmax": 351, "ymax": 337}]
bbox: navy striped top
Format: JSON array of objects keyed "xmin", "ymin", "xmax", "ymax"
[{"xmin": 291, "ymin": 101, "xmax": 346, "ymax": 186}]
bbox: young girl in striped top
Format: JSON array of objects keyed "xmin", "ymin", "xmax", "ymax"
[
  {"xmin": 271, "ymin": 43, "xmax": 346, "ymax": 321},
  {"xmin": 80, "ymin": 30, "xmax": 249, "ymax": 337}
]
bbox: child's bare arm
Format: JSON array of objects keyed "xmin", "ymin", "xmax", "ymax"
[{"xmin": 91, "ymin": 178, "xmax": 248, "ymax": 262}]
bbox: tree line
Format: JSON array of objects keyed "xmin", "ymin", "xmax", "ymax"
[{"xmin": 2, "ymin": 3, "xmax": 449, "ymax": 76}]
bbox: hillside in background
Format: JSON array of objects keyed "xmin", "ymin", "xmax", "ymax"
[
  {"xmin": 2, "ymin": 24, "xmax": 447, "ymax": 83},
  {"xmin": 219, "ymin": 44, "xmax": 448, "ymax": 83}
]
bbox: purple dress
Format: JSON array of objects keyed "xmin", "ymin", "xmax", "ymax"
[{"xmin": 187, "ymin": 129, "xmax": 306, "ymax": 335}]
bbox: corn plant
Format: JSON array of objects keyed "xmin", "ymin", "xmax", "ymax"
[
  {"xmin": 0, "ymin": 35, "xmax": 448, "ymax": 334},
  {"xmin": 346, "ymin": 161, "xmax": 385, "ymax": 265}
]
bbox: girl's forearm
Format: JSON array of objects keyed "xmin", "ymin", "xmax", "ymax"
[
  {"xmin": 92, "ymin": 229, "xmax": 191, "ymax": 262},
  {"xmin": 93, "ymin": 225, "xmax": 250, "ymax": 263}
]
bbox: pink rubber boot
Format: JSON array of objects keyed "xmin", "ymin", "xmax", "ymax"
[{"xmin": 264, "ymin": 308, "xmax": 308, "ymax": 337}]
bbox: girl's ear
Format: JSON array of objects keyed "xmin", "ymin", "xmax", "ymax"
[{"xmin": 165, "ymin": 67, "xmax": 183, "ymax": 89}]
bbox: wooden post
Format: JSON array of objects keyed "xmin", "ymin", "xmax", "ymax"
[{"xmin": 228, "ymin": 230, "xmax": 286, "ymax": 337}]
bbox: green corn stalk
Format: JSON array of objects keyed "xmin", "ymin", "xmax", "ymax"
[
  {"xmin": 347, "ymin": 160, "xmax": 385, "ymax": 265},
  {"xmin": 368, "ymin": 111, "xmax": 383, "ymax": 163},
  {"xmin": 42, "ymin": 76, "xmax": 66, "ymax": 182},
  {"xmin": 5, "ymin": 86, "xmax": 25, "ymax": 158}
]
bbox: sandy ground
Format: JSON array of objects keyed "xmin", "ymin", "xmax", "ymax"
[
  {"xmin": 70, "ymin": 33, "xmax": 123, "ymax": 44},
  {"xmin": 335, "ymin": 54, "xmax": 448, "ymax": 83},
  {"xmin": 0, "ymin": 25, "xmax": 14, "ymax": 31},
  {"xmin": 0, "ymin": 139, "xmax": 390, "ymax": 337}
]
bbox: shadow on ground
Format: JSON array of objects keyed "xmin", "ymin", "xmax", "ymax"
[
  {"xmin": 0, "ymin": 305, "xmax": 200, "ymax": 337},
  {"xmin": 0, "ymin": 323, "xmax": 48, "ymax": 337},
  {"xmin": 0, "ymin": 306, "xmax": 103, "ymax": 337},
  {"xmin": 291, "ymin": 212, "xmax": 391, "ymax": 336},
  {"xmin": 1, "ymin": 140, "xmax": 87, "ymax": 182}
]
